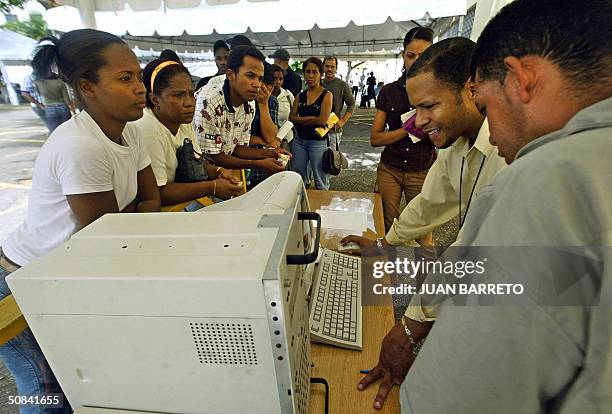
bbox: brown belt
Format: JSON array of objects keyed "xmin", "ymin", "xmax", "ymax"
[{"xmin": 0, "ymin": 249, "xmax": 20, "ymax": 273}]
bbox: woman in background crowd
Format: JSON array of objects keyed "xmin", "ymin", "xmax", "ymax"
[
  {"xmin": 371, "ymin": 27, "xmax": 436, "ymax": 244},
  {"xmin": 271, "ymin": 64, "xmax": 295, "ymax": 143},
  {"xmin": 290, "ymin": 57, "xmax": 333, "ymax": 190},
  {"xmin": 29, "ymin": 43, "xmax": 74, "ymax": 132}
]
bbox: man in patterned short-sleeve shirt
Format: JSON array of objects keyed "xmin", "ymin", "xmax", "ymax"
[{"xmin": 193, "ymin": 45, "xmax": 289, "ymax": 174}]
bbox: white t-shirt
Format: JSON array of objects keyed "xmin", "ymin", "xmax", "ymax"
[
  {"xmin": 2, "ymin": 110, "xmax": 151, "ymax": 266},
  {"xmin": 275, "ymin": 88, "xmax": 295, "ymax": 142},
  {"xmin": 131, "ymin": 108, "xmax": 201, "ymax": 186}
]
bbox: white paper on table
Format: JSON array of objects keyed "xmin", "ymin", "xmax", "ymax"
[{"xmin": 316, "ymin": 209, "xmax": 368, "ymax": 232}]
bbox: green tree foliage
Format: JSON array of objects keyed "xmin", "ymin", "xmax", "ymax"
[
  {"xmin": 2, "ymin": 12, "xmax": 52, "ymax": 40},
  {"xmin": 0, "ymin": 0, "xmax": 27, "ymax": 14},
  {"xmin": 290, "ymin": 61, "xmax": 303, "ymax": 72}
]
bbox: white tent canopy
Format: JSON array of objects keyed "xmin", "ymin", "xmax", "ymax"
[
  {"xmin": 122, "ymin": 18, "xmax": 427, "ymax": 59},
  {"xmin": 0, "ymin": 28, "xmax": 38, "ymax": 63},
  {"xmin": 40, "ymin": 0, "xmax": 465, "ymax": 56},
  {"xmin": 45, "ymin": 0, "xmax": 465, "ymax": 35},
  {"xmin": 0, "ymin": 28, "xmax": 38, "ymax": 104}
]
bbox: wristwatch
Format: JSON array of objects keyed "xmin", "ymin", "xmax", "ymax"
[{"xmin": 375, "ymin": 237, "xmax": 384, "ymax": 253}]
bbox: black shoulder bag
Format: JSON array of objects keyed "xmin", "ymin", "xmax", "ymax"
[{"xmin": 175, "ymin": 138, "xmax": 208, "ymax": 183}]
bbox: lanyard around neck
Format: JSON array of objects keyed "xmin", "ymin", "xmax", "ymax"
[{"xmin": 459, "ymin": 154, "xmax": 486, "ymax": 229}]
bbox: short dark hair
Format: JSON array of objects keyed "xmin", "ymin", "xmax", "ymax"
[
  {"xmin": 34, "ymin": 29, "xmax": 125, "ymax": 104},
  {"xmin": 471, "ymin": 0, "xmax": 612, "ymax": 94},
  {"xmin": 303, "ymin": 57, "xmax": 324, "ymax": 75},
  {"xmin": 143, "ymin": 58, "xmax": 191, "ymax": 108},
  {"xmin": 407, "ymin": 37, "xmax": 476, "ymax": 92},
  {"xmin": 227, "ymin": 45, "xmax": 265, "ymax": 73},
  {"xmin": 213, "ymin": 40, "xmax": 229, "ymax": 54},
  {"xmin": 263, "ymin": 61, "xmax": 275, "ymax": 85},
  {"xmin": 160, "ymin": 49, "xmax": 181, "ymax": 63},
  {"xmin": 403, "ymin": 27, "xmax": 434, "ymax": 49},
  {"xmin": 271, "ymin": 64, "xmax": 284, "ymax": 74},
  {"xmin": 323, "ymin": 56, "xmax": 338, "ymax": 66},
  {"xmin": 230, "ymin": 35, "xmax": 252, "ymax": 49}
]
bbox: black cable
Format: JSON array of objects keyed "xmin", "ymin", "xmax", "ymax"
[{"xmin": 310, "ymin": 377, "xmax": 329, "ymax": 414}]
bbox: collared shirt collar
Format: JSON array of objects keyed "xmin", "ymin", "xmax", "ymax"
[
  {"xmin": 222, "ymin": 78, "xmax": 250, "ymax": 113},
  {"xmin": 473, "ymin": 118, "xmax": 496, "ymax": 157},
  {"xmin": 516, "ymin": 96, "xmax": 612, "ymax": 160},
  {"xmin": 277, "ymin": 87, "xmax": 289, "ymax": 100},
  {"xmin": 451, "ymin": 118, "xmax": 495, "ymax": 158},
  {"xmin": 393, "ymin": 73, "xmax": 407, "ymax": 90}
]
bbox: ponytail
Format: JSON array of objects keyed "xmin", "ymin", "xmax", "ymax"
[{"xmin": 31, "ymin": 38, "xmax": 59, "ymax": 79}]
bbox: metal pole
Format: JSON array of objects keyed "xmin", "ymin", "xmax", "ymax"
[
  {"xmin": 76, "ymin": 0, "xmax": 97, "ymax": 29},
  {"xmin": 0, "ymin": 60, "xmax": 20, "ymax": 106}
]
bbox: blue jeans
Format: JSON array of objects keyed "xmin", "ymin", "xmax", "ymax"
[
  {"xmin": 30, "ymin": 105, "xmax": 51, "ymax": 131},
  {"xmin": 0, "ymin": 265, "xmax": 72, "ymax": 414},
  {"xmin": 291, "ymin": 136, "xmax": 330, "ymax": 190},
  {"xmin": 44, "ymin": 104, "xmax": 71, "ymax": 133}
]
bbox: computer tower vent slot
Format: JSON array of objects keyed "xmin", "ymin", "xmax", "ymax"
[
  {"xmin": 294, "ymin": 328, "xmax": 310, "ymax": 414},
  {"xmin": 190, "ymin": 322, "xmax": 258, "ymax": 365}
]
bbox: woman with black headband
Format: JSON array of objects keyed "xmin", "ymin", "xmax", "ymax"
[{"xmin": 132, "ymin": 58, "xmax": 242, "ymax": 206}]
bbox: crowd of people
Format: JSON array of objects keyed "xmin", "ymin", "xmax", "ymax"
[{"xmin": 0, "ymin": 0, "xmax": 611, "ymax": 412}]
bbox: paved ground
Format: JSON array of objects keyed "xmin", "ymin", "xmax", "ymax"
[
  {"xmin": 0, "ymin": 105, "xmax": 457, "ymax": 411},
  {"xmin": 0, "ymin": 105, "xmax": 42, "ymax": 413}
]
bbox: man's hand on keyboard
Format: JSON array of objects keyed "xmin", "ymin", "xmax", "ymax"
[
  {"xmin": 357, "ymin": 320, "xmax": 433, "ymax": 410},
  {"xmin": 339, "ymin": 235, "xmax": 381, "ymax": 256}
]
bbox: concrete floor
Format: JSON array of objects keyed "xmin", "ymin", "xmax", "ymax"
[
  {"xmin": 0, "ymin": 105, "xmax": 40, "ymax": 413},
  {"xmin": 0, "ymin": 105, "xmax": 458, "ymax": 412}
]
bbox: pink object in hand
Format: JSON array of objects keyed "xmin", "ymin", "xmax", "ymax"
[{"xmin": 402, "ymin": 114, "xmax": 428, "ymax": 140}]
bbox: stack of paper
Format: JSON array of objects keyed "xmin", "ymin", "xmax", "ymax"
[{"xmin": 316, "ymin": 209, "xmax": 368, "ymax": 233}]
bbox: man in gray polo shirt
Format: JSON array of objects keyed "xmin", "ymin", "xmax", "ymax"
[
  {"xmin": 322, "ymin": 56, "xmax": 356, "ymax": 150},
  {"xmin": 395, "ymin": 0, "xmax": 612, "ymax": 412}
]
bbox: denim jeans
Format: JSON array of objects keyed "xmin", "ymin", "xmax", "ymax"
[
  {"xmin": 44, "ymin": 104, "xmax": 71, "ymax": 134},
  {"xmin": 291, "ymin": 136, "xmax": 330, "ymax": 190},
  {"xmin": 0, "ymin": 265, "xmax": 72, "ymax": 414},
  {"xmin": 30, "ymin": 105, "xmax": 51, "ymax": 132}
]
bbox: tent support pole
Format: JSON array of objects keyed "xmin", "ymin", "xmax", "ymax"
[
  {"xmin": 0, "ymin": 60, "xmax": 20, "ymax": 106},
  {"xmin": 76, "ymin": 0, "xmax": 97, "ymax": 29}
]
